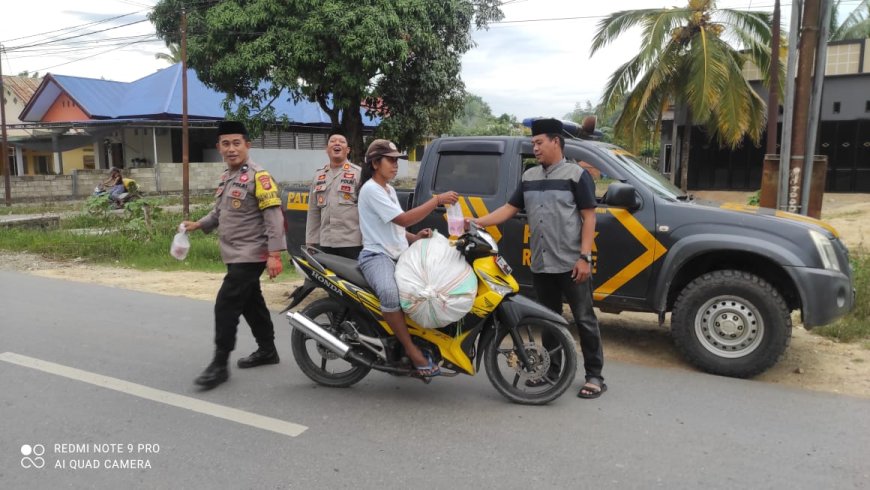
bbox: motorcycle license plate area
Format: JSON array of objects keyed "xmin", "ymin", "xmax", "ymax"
[{"xmin": 496, "ymin": 255, "xmax": 512, "ymax": 275}]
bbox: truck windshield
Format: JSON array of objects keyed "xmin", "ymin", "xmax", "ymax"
[{"xmin": 601, "ymin": 145, "xmax": 687, "ymax": 200}]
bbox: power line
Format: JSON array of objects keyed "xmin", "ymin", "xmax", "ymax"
[
  {"xmin": 0, "ymin": 11, "xmax": 146, "ymax": 44},
  {"xmin": 29, "ymin": 39, "xmax": 157, "ymax": 72},
  {"xmin": 5, "ymin": 19, "xmax": 151, "ymax": 52}
]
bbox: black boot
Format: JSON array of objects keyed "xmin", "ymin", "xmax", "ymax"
[
  {"xmin": 194, "ymin": 351, "xmax": 229, "ymax": 389},
  {"xmin": 237, "ymin": 347, "xmax": 280, "ymax": 369}
]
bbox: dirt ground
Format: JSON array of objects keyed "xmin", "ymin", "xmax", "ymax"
[{"xmin": 1, "ymin": 191, "xmax": 867, "ymax": 398}]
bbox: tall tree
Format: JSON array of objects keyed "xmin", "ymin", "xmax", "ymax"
[
  {"xmin": 829, "ymin": 0, "xmax": 870, "ymax": 40},
  {"xmin": 590, "ymin": 0, "xmax": 775, "ymax": 190},
  {"xmin": 450, "ymin": 94, "xmax": 519, "ymax": 136},
  {"xmin": 149, "ymin": 0, "xmax": 502, "ymax": 162}
]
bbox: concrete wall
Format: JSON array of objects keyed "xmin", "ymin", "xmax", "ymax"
[{"xmin": 6, "ymin": 157, "xmax": 421, "ymax": 202}]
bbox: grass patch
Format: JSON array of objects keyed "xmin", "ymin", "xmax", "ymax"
[
  {"xmin": 0, "ymin": 198, "xmax": 296, "ymax": 279},
  {"xmin": 813, "ymin": 250, "xmax": 870, "ymax": 345}
]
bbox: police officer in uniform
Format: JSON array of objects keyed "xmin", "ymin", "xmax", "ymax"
[
  {"xmin": 183, "ymin": 121, "xmax": 286, "ymax": 390},
  {"xmin": 305, "ymin": 132, "xmax": 363, "ymax": 259}
]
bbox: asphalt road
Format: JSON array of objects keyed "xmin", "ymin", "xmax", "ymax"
[{"xmin": 1, "ymin": 271, "xmax": 868, "ymax": 489}]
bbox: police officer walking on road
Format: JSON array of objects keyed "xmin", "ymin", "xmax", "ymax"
[
  {"xmin": 470, "ymin": 118, "xmax": 606, "ymax": 399},
  {"xmin": 305, "ymin": 132, "xmax": 363, "ymax": 259},
  {"xmin": 183, "ymin": 121, "xmax": 286, "ymax": 390}
]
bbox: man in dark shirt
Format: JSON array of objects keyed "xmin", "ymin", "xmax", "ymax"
[{"xmin": 471, "ymin": 118, "xmax": 606, "ymax": 399}]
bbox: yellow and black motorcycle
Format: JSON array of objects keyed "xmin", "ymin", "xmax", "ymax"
[{"xmin": 284, "ymin": 225, "xmax": 577, "ymax": 405}]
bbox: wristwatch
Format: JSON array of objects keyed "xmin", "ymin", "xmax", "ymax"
[{"xmin": 579, "ymin": 254, "xmax": 594, "ymax": 264}]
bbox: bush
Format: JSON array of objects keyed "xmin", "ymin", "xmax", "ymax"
[{"xmin": 814, "ymin": 250, "xmax": 870, "ymax": 344}]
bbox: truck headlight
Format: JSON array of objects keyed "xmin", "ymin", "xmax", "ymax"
[{"xmin": 809, "ymin": 229, "xmax": 841, "ymax": 272}]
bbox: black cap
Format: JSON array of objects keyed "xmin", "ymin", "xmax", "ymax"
[
  {"xmin": 531, "ymin": 118, "xmax": 563, "ymax": 136},
  {"xmin": 217, "ymin": 120, "xmax": 248, "ymax": 137}
]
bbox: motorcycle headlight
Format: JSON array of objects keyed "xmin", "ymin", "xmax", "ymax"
[
  {"xmin": 809, "ymin": 229, "xmax": 841, "ymax": 272},
  {"xmin": 478, "ymin": 270, "xmax": 514, "ymax": 296}
]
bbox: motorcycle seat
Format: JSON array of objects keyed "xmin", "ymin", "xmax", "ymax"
[{"xmin": 310, "ymin": 252, "xmax": 371, "ymax": 290}]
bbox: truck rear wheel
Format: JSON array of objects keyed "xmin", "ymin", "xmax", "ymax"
[{"xmin": 671, "ymin": 270, "xmax": 791, "ymax": 378}]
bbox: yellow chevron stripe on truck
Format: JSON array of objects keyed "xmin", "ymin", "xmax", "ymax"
[{"xmin": 593, "ymin": 208, "xmax": 667, "ymax": 301}]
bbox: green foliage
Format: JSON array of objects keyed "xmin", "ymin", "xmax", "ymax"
[
  {"xmin": 829, "ymin": 0, "xmax": 870, "ymax": 41},
  {"xmin": 449, "ymin": 94, "xmax": 521, "ymax": 136},
  {"xmin": 747, "ymin": 190, "xmax": 761, "ymax": 206},
  {"xmin": 590, "ymin": 1, "xmax": 776, "ymax": 189},
  {"xmin": 815, "ymin": 251, "xmax": 870, "ymax": 344},
  {"xmin": 149, "ymin": 0, "xmax": 503, "ymax": 159}
]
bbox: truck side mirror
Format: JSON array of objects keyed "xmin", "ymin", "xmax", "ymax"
[{"xmin": 604, "ymin": 182, "xmax": 640, "ymax": 210}]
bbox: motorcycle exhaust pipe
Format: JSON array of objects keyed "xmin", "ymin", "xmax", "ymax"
[{"xmin": 287, "ymin": 311, "xmax": 350, "ymax": 358}]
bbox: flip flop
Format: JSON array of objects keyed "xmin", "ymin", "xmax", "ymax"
[
  {"xmin": 414, "ymin": 354, "xmax": 441, "ymax": 378},
  {"xmin": 577, "ymin": 379, "xmax": 607, "ymax": 399}
]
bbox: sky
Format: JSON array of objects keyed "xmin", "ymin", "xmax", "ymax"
[{"xmin": 1, "ymin": 0, "xmax": 859, "ymax": 121}]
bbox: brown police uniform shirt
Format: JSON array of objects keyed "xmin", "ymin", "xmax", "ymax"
[
  {"xmin": 198, "ymin": 160, "xmax": 286, "ymax": 264},
  {"xmin": 305, "ymin": 161, "xmax": 362, "ymax": 248}
]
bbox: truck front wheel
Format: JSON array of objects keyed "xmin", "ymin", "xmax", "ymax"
[{"xmin": 671, "ymin": 270, "xmax": 791, "ymax": 378}]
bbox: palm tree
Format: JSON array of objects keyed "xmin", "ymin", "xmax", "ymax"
[
  {"xmin": 154, "ymin": 42, "xmax": 182, "ymax": 64},
  {"xmin": 829, "ymin": 0, "xmax": 870, "ymax": 40},
  {"xmin": 590, "ymin": 0, "xmax": 775, "ymax": 190}
]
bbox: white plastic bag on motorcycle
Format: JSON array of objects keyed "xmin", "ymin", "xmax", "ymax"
[
  {"xmin": 395, "ymin": 231, "xmax": 477, "ymax": 328},
  {"xmin": 170, "ymin": 224, "xmax": 190, "ymax": 260}
]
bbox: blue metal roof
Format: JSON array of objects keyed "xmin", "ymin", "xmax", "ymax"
[{"xmin": 21, "ymin": 63, "xmax": 380, "ymax": 127}]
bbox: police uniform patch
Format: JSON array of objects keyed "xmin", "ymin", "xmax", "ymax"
[
  {"xmin": 314, "ymin": 184, "xmax": 326, "ymax": 192},
  {"xmin": 230, "ymin": 189, "xmax": 242, "ymax": 198},
  {"xmin": 342, "ymin": 163, "xmax": 350, "ymax": 170},
  {"xmin": 344, "ymin": 193, "xmax": 352, "ymax": 200},
  {"xmin": 240, "ymin": 173, "xmax": 249, "ymax": 183},
  {"xmin": 340, "ymin": 184, "xmax": 352, "ymax": 193},
  {"xmin": 344, "ymin": 173, "xmax": 354, "ymax": 179},
  {"xmin": 215, "ymin": 184, "xmax": 225, "ymax": 197},
  {"xmin": 317, "ymin": 195, "xmax": 325, "ymax": 204},
  {"xmin": 317, "ymin": 174, "xmax": 327, "ymax": 181},
  {"xmin": 232, "ymin": 199, "xmax": 241, "ymax": 208},
  {"xmin": 254, "ymin": 171, "xmax": 281, "ymax": 210}
]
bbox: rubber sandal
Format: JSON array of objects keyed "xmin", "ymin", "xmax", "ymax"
[
  {"xmin": 577, "ymin": 378, "xmax": 607, "ymax": 399},
  {"xmin": 414, "ymin": 354, "xmax": 441, "ymax": 378}
]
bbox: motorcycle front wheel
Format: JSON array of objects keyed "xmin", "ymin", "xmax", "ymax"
[
  {"xmin": 290, "ymin": 298, "xmax": 371, "ymax": 387},
  {"xmin": 483, "ymin": 319, "xmax": 577, "ymax": 405}
]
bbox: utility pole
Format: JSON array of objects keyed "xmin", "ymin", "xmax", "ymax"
[
  {"xmin": 766, "ymin": 0, "xmax": 781, "ymax": 156},
  {"xmin": 0, "ymin": 44, "xmax": 12, "ymax": 206},
  {"xmin": 181, "ymin": 9, "xmax": 190, "ymax": 220},
  {"xmin": 787, "ymin": 0, "xmax": 823, "ymax": 213}
]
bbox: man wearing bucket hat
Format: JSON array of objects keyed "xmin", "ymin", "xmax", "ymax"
[
  {"xmin": 470, "ymin": 118, "xmax": 606, "ymax": 399},
  {"xmin": 182, "ymin": 120, "xmax": 286, "ymax": 389},
  {"xmin": 356, "ymin": 139, "xmax": 458, "ymax": 377}
]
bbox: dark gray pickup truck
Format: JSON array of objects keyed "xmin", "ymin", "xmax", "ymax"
[{"xmin": 282, "ymin": 136, "xmax": 855, "ymax": 378}]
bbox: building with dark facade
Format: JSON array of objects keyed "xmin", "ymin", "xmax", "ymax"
[{"xmin": 660, "ymin": 38, "xmax": 870, "ymax": 193}]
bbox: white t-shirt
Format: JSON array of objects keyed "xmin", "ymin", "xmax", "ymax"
[{"xmin": 358, "ymin": 179, "xmax": 408, "ymax": 259}]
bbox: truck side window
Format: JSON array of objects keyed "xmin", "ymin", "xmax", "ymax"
[
  {"xmin": 564, "ymin": 148, "xmax": 612, "ymax": 200},
  {"xmin": 433, "ymin": 153, "xmax": 499, "ymax": 196}
]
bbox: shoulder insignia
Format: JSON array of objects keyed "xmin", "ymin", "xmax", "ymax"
[
  {"xmin": 342, "ymin": 163, "xmax": 350, "ymax": 170},
  {"xmin": 254, "ymin": 171, "xmax": 281, "ymax": 210}
]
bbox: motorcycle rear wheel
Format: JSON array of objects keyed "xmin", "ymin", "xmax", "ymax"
[
  {"xmin": 483, "ymin": 319, "xmax": 577, "ymax": 405},
  {"xmin": 290, "ymin": 298, "xmax": 371, "ymax": 387}
]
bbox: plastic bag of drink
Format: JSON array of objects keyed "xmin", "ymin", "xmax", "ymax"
[
  {"xmin": 446, "ymin": 203, "xmax": 465, "ymax": 236},
  {"xmin": 395, "ymin": 231, "xmax": 477, "ymax": 329},
  {"xmin": 170, "ymin": 224, "xmax": 190, "ymax": 260}
]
